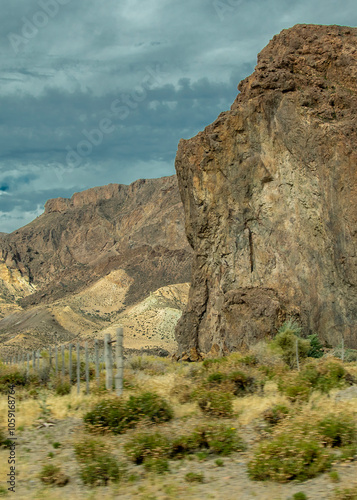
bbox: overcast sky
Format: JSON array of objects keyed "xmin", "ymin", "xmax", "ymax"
[{"xmin": 0, "ymin": 0, "xmax": 356, "ymax": 233}]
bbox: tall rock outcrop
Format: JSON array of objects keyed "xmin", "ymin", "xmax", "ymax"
[{"xmin": 175, "ymin": 24, "xmax": 357, "ymax": 356}]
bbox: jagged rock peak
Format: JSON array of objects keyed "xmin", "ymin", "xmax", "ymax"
[{"xmin": 174, "ymin": 24, "xmax": 357, "ymax": 357}]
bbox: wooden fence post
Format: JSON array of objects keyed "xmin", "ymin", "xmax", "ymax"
[
  {"xmin": 49, "ymin": 346, "xmax": 52, "ymax": 369},
  {"xmin": 76, "ymin": 343, "xmax": 80, "ymax": 395},
  {"xmin": 115, "ymin": 327, "xmax": 124, "ymax": 396},
  {"xmin": 69, "ymin": 344, "xmax": 73, "ymax": 384},
  {"xmin": 85, "ymin": 342, "xmax": 89, "ymax": 395},
  {"xmin": 95, "ymin": 339, "xmax": 99, "ymax": 386},
  {"xmin": 26, "ymin": 353, "xmax": 30, "ymax": 378},
  {"xmin": 55, "ymin": 346, "xmax": 58, "ymax": 377},
  {"xmin": 61, "ymin": 345, "xmax": 65, "ymax": 378},
  {"xmin": 105, "ymin": 334, "xmax": 113, "ymax": 391},
  {"xmin": 296, "ymin": 338, "xmax": 300, "ymax": 372},
  {"xmin": 32, "ymin": 351, "xmax": 35, "ymax": 373}
]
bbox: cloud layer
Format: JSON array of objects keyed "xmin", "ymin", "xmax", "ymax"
[{"xmin": 1, "ymin": 0, "xmax": 356, "ymax": 232}]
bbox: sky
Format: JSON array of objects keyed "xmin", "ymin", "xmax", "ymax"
[{"xmin": 0, "ymin": 0, "xmax": 356, "ymax": 233}]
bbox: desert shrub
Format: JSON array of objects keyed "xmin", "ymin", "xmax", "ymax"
[
  {"xmin": 238, "ymin": 354, "xmax": 258, "ymax": 366},
  {"xmin": 54, "ymin": 377, "xmax": 71, "ymax": 396},
  {"xmin": 227, "ymin": 370, "xmax": 257, "ymax": 396},
  {"xmin": 170, "ymin": 381, "xmax": 193, "ymax": 403},
  {"xmin": 83, "ymin": 398, "xmax": 127, "ymax": 434},
  {"xmin": 292, "ymin": 494, "xmax": 308, "ymax": 500},
  {"xmin": 171, "ymin": 424, "xmax": 245, "ymax": 458},
  {"xmin": 207, "ymin": 372, "xmax": 226, "ymax": 384},
  {"xmin": 277, "ymin": 375, "xmax": 312, "ymax": 402},
  {"xmin": 316, "ymin": 413, "xmax": 357, "ymax": 447},
  {"xmin": 38, "ymin": 464, "xmax": 69, "ymax": 486},
  {"xmin": 193, "ymin": 389, "xmax": 234, "ymax": 417},
  {"xmin": 124, "ymin": 432, "xmax": 171, "ymax": 465},
  {"xmin": 301, "ymin": 360, "xmax": 354, "ymax": 393},
  {"xmin": 0, "ymin": 428, "xmax": 12, "ymax": 448},
  {"xmin": 248, "ymin": 432, "xmax": 333, "ymax": 482},
  {"xmin": 271, "ymin": 320, "xmax": 310, "ymax": 368},
  {"xmin": 202, "ymin": 358, "xmax": 227, "ymax": 369},
  {"xmin": 307, "ymin": 334, "xmax": 324, "ymax": 358},
  {"xmin": 278, "ymin": 360, "xmax": 354, "ymax": 401},
  {"xmin": 332, "ymin": 486, "xmax": 357, "ymax": 500},
  {"xmin": 125, "ymin": 392, "xmax": 174, "ymax": 424},
  {"xmin": 262, "ymin": 404, "xmax": 290, "ymax": 426},
  {"xmin": 0, "ymin": 370, "xmax": 27, "ymax": 393},
  {"xmin": 74, "ymin": 438, "xmax": 124, "ymax": 485},
  {"xmin": 83, "ymin": 392, "xmax": 173, "ymax": 434},
  {"xmin": 185, "ymin": 472, "xmax": 204, "ymax": 483}
]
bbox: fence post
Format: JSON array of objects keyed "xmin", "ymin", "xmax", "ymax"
[
  {"xmin": 296, "ymin": 338, "xmax": 300, "ymax": 372},
  {"xmin": 55, "ymin": 346, "xmax": 58, "ymax": 377},
  {"xmin": 95, "ymin": 340, "xmax": 100, "ymax": 386},
  {"xmin": 341, "ymin": 336, "xmax": 345, "ymax": 362},
  {"xmin": 115, "ymin": 327, "xmax": 124, "ymax": 396},
  {"xmin": 61, "ymin": 345, "xmax": 65, "ymax": 378},
  {"xmin": 85, "ymin": 342, "xmax": 89, "ymax": 395},
  {"xmin": 76, "ymin": 343, "xmax": 80, "ymax": 395},
  {"xmin": 69, "ymin": 344, "xmax": 73, "ymax": 384},
  {"xmin": 105, "ymin": 334, "xmax": 113, "ymax": 391},
  {"xmin": 32, "ymin": 351, "xmax": 35, "ymax": 373},
  {"xmin": 26, "ymin": 353, "xmax": 30, "ymax": 378},
  {"xmin": 49, "ymin": 346, "xmax": 52, "ymax": 369}
]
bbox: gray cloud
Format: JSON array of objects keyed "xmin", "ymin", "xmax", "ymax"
[{"xmin": 1, "ymin": 0, "xmax": 356, "ymax": 232}]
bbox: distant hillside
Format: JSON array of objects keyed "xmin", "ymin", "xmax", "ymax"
[{"xmin": 0, "ymin": 176, "xmax": 192, "ymax": 356}]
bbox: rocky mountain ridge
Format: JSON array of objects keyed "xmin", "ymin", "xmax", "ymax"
[{"xmin": 0, "ymin": 175, "xmax": 191, "ymax": 356}]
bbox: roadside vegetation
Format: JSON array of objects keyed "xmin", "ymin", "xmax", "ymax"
[{"xmin": 0, "ymin": 321, "xmax": 356, "ymax": 499}]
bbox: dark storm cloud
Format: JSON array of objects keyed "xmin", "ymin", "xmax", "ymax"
[{"xmin": 1, "ymin": 0, "xmax": 357, "ymax": 232}]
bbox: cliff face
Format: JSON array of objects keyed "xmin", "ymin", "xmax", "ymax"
[
  {"xmin": 1, "ymin": 176, "xmax": 191, "ymax": 307},
  {"xmin": 175, "ymin": 24, "xmax": 357, "ymax": 356}
]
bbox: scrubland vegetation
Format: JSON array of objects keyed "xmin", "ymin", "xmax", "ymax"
[{"xmin": 0, "ymin": 323, "xmax": 357, "ymax": 499}]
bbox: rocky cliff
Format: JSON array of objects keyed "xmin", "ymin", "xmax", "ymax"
[{"xmin": 175, "ymin": 24, "xmax": 357, "ymax": 357}]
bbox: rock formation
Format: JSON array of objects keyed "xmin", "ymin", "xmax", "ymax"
[
  {"xmin": 1, "ymin": 175, "xmax": 191, "ymax": 307},
  {"xmin": 0, "ymin": 175, "xmax": 191, "ymax": 356},
  {"xmin": 175, "ymin": 24, "xmax": 357, "ymax": 357}
]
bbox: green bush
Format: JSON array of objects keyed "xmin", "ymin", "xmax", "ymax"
[
  {"xmin": 125, "ymin": 392, "xmax": 174, "ymax": 424},
  {"xmin": 194, "ymin": 389, "xmax": 234, "ymax": 417},
  {"xmin": 271, "ymin": 320, "xmax": 310, "ymax": 368},
  {"xmin": 124, "ymin": 432, "xmax": 171, "ymax": 465},
  {"xmin": 74, "ymin": 438, "xmax": 125, "ymax": 485},
  {"xmin": 292, "ymin": 494, "xmax": 308, "ymax": 500},
  {"xmin": 262, "ymin": 404, "xmax": 290, "ymax": 426},
  {"xmin": 278, "ymin": 360, "xmax": 354, "ymax": 401},
  {"xmin": 83, "ymin": 392, "xmax": 174, "ymax": 434},
  {"xmin": 301, "ymin": 361, "xmax": 353, "ymax": 393},
  {"xmin": 83, "ymin": 398, "xmax": 128, "ymax": 434},
  {"xmin": 316, "ymin": 414, "xmax": 357, "ymax": 447},
  {"xmin": 38, "ymin": 464, "xmax": 69, "ymax": 486},
  {"xmin": 248, "ymin": 433, "xmax": 333, "ymax": 482},
  {"xmin": 185, "ymin": 472, "xmax": 204, "ymax": 483},
  {"xmin": 125, "ymin": 424, "xmax": 246, "ymax": 468},
  {"xmin": 227, "ymin": 370, "xmax": 257, "ymax": 396},
  {"xmin": 332, "ymin": 486, "xmax": 357, "ymax": 500},
  {"xmin": 307, "ymin": 334, "xmax": 324, "ymax": 358},
  {"xmin": 55, "ymin": 377, "xmax": 71, "ymax": 396}
]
